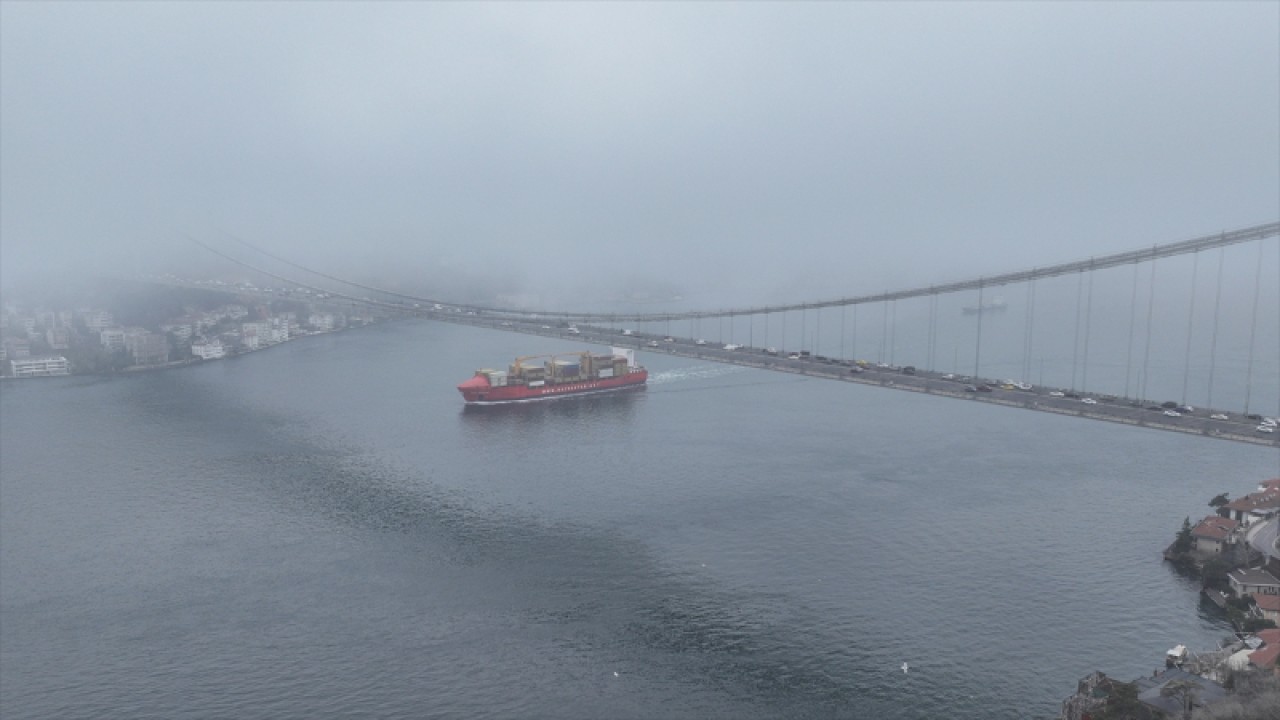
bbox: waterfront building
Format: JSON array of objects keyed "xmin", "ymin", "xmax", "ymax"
[
  {"xmin": 191, "ymin": 339, "xmax": 225, "ymax": 360},
  {"xmin": 241, "ymin": 321, "xmax": 273, "ymax": 345},
  {"xmin": 1252, "ymin": 594, "xmax": 1280, "ymax": 624},
  {"xmin": 1133, "ymin": 667, "xmax": 1227, "ymax": 717},
  {"xmin": 1191, "ymin": 515, "xmax": 1239, "ymax": 555},
  {"xmin": 10, "ymin": 355, "xmax": 70, "ymax": 378},
  {"xmin": 100, "ymin": 328, "xmax": 126, "ymax": 352},
  {"xmin": 1220, "ymin": 488, "xmax": 1280, "ymax": 526},
  {"xmin": 308, "ymin": 313, "xmax": 336, "ymax": 331},
  {"xmin": 1227, "ymin": 567, "xmax": 1280, "ymax": 597},
  {"xmin": 1247, "ymin": 629, "xmax": 1280, "ymax": 669},
  {"xmin": 271, "ymin": 317, "xmax": 291, "ymax": 342},
  {"xmin": 124, "ymin": 330, "xmax": 169, "ymax": 365}
]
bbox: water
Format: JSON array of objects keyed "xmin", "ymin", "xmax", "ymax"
[{"xmin": 3, "ymin": 320, "xmax": 1277, "ymax": 719}]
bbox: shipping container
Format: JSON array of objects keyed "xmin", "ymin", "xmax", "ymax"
[{"xmin": 598, "ymin": 368, "xmax": 614, "ymax": 379}]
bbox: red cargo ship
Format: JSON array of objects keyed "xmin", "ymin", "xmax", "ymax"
[{"xmin": 457, "ymin": 348, "xmax": 647, "ymax": 405}]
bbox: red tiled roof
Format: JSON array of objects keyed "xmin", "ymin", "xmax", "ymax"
[
  {"xmin": 1252, "ymin": 594, "xmax": 1280, "ymax": 612},
  {"xmin": 1224, "ymin": 489, "xmax": 1280, "ymax": 513},
  {"xmin": 1260, "ymin": 478, "xmax": 1280, "ymax": 491},
  {"xmin": 1192, "ymin": 515, "xmax": 1239, "ymax": 540},
  {"xmin": 1250, "ymin": 629, "xmax": 1280, "ymax": 668}
]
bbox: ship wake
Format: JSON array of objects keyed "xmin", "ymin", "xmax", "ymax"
[{"xmin": 647, "ymin": 364, "xmax": 751, "ymax": 386}]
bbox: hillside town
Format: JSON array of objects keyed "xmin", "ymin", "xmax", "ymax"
[
  {"xmin": 1060, "ymin": 478, "xmax": 1280, "ymax": 719},
  {"xmin": 0, "ymin": 291, "xmax": 382, "ymax": 378}
]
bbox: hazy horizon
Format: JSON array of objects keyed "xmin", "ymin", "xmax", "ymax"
[{"xmin": 2, "ymin": 2, "xmax": 1277, "ymax": 308}]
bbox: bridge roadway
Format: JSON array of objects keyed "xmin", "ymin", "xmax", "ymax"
[{"xmin": 430, "ymin": 310, "xmax": 1280, "ymax": 449}]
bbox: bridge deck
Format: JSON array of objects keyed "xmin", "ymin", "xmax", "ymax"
[{"xmin": 433, "ymin": 313, "xmax": 1280, "ymax": 449}]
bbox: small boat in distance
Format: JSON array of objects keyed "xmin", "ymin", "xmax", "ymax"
[{"xmin": 457, "ymin": 348, "xmax": 647, "ymax": 405}]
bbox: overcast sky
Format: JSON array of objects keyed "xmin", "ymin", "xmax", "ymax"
[{"xmin": 2, "ymin": 2, "xmax": 1277, "ymax": 306}]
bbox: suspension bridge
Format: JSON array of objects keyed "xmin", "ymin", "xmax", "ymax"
[{"xmin": 174, "ymin": 221, "xmax": 1280, "ymax": 446}]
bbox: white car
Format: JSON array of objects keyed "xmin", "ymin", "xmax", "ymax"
[
  {"xmin": 1049, "ymin": 391, "xmax": 1065, "ymax": 397},
  {"xmin": 788, "ymin": 354, "xmax": 801, "ymax": 360},
  {"xmin": 1210, "ymin": 413, "xmax": 1229, "ymax": 421},
  {"xmin": 1257, "ymin": 425, "xmax": 1276, "ymax": 434},
  {"xmin": 723, "ymin": 344, "xmax": 741, "ymax": 351},
  {"xmin": 1164, "ymin": 410, "xmax": 1182, "ymax": 417},
  {"xmin": 663, "ymin": 337, "xmax": 675, "ymax": 343},
  {"xmin": 695, "ymin": 339, "xmax": 707, "ymax": 346},
  {"xmin": 1081, "ymin": 398, "xmax": 1097, "ymax": 405},
  {"xmin": 647, "ymin": 340, "xmax": 659, "ymax": 347}
]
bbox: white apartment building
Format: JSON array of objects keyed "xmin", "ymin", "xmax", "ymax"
[
  {"xmin": 10, "ymin": 355, "xmax": 70, "ymax": 377},
  {"xmin": 191, "ymin": 339, "xmax": 226, "ymax": 360},
  {"xmin": 100, "ymin": 328, "xmax": 126, "ymax": 351}
]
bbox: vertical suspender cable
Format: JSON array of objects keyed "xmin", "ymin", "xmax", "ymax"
[
  {"xmin": 1124, "ymin": 262, "xmax": 1139, "ymax": 400},
  {"xmin": 1022, "ymin": 278, "xmax": 1035, "ymax": 383},
  {"xmin": 816, "ymin": 307, "xmax": 822, "ymax": 357},
  {"xmin": 880, "ymin": 300, "xmax": 889, "ymax": 364},
  {"xmin": 801, "ymin": 308, "xmax": 807, "ymax": 354},
  {"xmin": 852, "ymin": 304, "xmax": 858, "ymax": 362},
  {"xmin": 1071, "ymin": 271, "xmax": 1084, "ymax": 391},
  {"xmin": 974, "ymin": 283, "xmax": 984, "ymax": 379},
  {"xmin": 1243, "ymin": 240, "xmax": 1264, "ymax": 416},
  {"xmin": 841, "ymin": 303, "xmax": 847, "ymax": 361},
  {"xmin": 1082, "ymin": 264, "xmax": 1095, "ymax": 393},
  {"xmin": 1181, "ymin": 252, "xmax": 1200, "ymax": 405},
  {"xmin": 889, "ymin": 300, "xmax": 897, "ymax": 366},
  {"xmin": 1205, "ymin": 246, "xmax": 1225, "ymax": 411},
  {"xmin": 1140, "ymin": 250, "xmax": 1158, "ymax": 403},
  {"xmin": 928, "ymin": 293, "xmax": 936, "ymax": 371}
]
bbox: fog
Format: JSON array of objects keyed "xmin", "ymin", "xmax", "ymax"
[{"xmin": 2, "ymin": 2, "xmax": 1277, "ymax": 308}]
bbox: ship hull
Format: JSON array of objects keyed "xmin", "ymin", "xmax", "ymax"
[{"xmin": 458, "ymin": 369, "xmax": 648, "ymax": 405}]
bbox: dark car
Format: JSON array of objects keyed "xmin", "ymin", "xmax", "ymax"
[{"xmin": 977, "ymin": 384, "xmax": 993, "ymax": 392}]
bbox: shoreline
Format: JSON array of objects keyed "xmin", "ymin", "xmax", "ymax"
[{"xmin": 0, "ymin": 323, "xmax": 387, "ymax": 382}]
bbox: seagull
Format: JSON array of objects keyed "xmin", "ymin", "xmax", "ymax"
[
  {"xmin": 901, "ymin": 662, "xmax": 909, "ymax": 674},
  {"xmin": 613, "ymin": 671, "xmax": 619, "ymax": 677}
]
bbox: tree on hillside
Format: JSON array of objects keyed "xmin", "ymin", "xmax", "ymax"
[
  {"xmin": 1175, "ymin": 517, "xmax": 1194, "ymax": 554},
  {"xmin": 1160, "ymin": 679, "xmax": 1199, "ymax": 720},
  {"xmin": 1209, "ymin": 493, "xmax": 1230, "ymax": 508}
]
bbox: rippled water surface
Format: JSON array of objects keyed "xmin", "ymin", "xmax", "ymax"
[{"xmin": 2, "ymin": 320, "xmax": 1277, "ymax": 719}]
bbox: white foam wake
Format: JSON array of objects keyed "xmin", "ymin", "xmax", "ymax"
[{"xmin": 647, "ymin": 364, "xmax": 750, "ymax": 386}]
